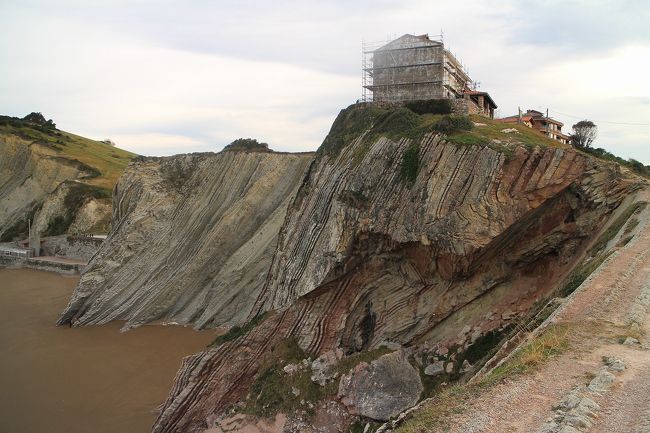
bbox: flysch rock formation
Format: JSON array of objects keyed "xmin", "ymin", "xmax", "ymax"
[
  {"xmin": 151, "ymin": 105, "xmax": 642, "ymax": 433},
  {"xmin": 58, "ymin": 150, "xmax": 314, "ymax": 329},
  {"xmin": 0, "ymin": 135, "xmax": 96, "ymax": 239}
]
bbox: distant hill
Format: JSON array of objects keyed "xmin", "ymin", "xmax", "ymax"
[{"xmin": 0, "ymin": 113, "xmax": 137, "ymax": 241}]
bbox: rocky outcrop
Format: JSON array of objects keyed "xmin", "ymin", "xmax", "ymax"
[
  {"xmin": 0, "ymin": 123, "xmax": 132, "ymax": 241},
  {"xmin": 58, "ymin": 151, "xmax": 313, "ymax": 329},
  {"xmin": 150, "ymin": 105, "xmax": 642, "ymax": 433},
  {"xmin": 40, "ymin": 235, "xmax": 103, "ymax": 261},
  {"xmin": 31, "ymin": 181, "xmax": 112, "ymax": 235},
  {"xmin": 338, "ymin": 350, "xmax": 423, "ymax": 421}
]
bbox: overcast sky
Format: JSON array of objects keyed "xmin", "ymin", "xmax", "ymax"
[{"xmin": 2, "ymin": 0, "xmax": 649, "ymax": 162}]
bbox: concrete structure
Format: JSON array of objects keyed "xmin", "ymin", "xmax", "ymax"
[
  {"xmin": 500, "ymin": 109, "xmax": 571, "ymax": 144},
  {"xmin": 0, "ymin": 245, "xmax": 34, "ymax": 258},
  {"xmin": 362, "ymin": 34, "xmax": 497, "ymax": 118}
]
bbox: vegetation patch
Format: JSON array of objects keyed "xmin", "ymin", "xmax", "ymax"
[
  {"xmin": 0, "ymin": 116, "xmax": 135, "ymax": 189},
  {"xmin": 43, "ymin": 183, "xmax": 112, "ymax": 236},
  {"xmin": 404, "ymin": 99, "xmax": 452, "ymax": 115},
  {"xmin": 0, "ymin": 203, "xmax": 42, "ymax": 241},
  {"xmin": 209, "ymin": 312, "xmax": 268, "ymax": 348},
  {"xmin": 401, "ymin": 142, "xmax": 420, "ymax": 185},
  {"xmin": 241, "ymin": 341, "xmax": 392, "ymax": 419},
  {"xmin": 396, "ymin": 325, "xmax": 570, "ymax": 433},
  {"xmin": 317, "ymin": 104, "xmax": 384, "ymax": 159},
  {"xmin": 318, "ymin": 104, "xmax": 438, "ymax": 161},
  {"xmin": 589, "ymin": 201, "xmax": 647, "ymax": 256},
  {"xmin": 560, "ymin": 252, "xmax": 612, "ymax": 297},
  {"xmin": 484, "ymin": 324, "xmax": 570, "ymax": 385},
  {"xmin": 223, "ymin": 138, "xmax": 273, "ymax": 153},
  {"xmin": 0, "ymin": 112, "xmax": 56, "ymax": 132},
  {"xmin": 333, "ymin": 347, "xmax": 393, "ymax": 377},
  {"xmin": 317, "ymin": 104, "xmax": 610, "ymax": 173},
  {"xmin": 581, "ymin": 147, "xmax": 650, "ymax": 179},
  {"xmin": 242, "ymin": 339, "xmax": 324, "ymax": 417},
  {"xmin": 433, "ymin": 115, "xmax": 474, "ymax": 134}
]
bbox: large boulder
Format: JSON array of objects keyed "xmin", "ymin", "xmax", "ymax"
[{"xmin": 338, "ymin": 350, "xmax": 423, "ymax": 421}]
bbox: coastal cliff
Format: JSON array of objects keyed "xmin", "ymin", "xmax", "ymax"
[
  {"xmin": 148, "ymin": 105, "xmax": 643, "ymax": 433},
  {"xmin": 0, "ymin": 116, "xmax": 134, "ymax": 241},
  {"xmin": 58, "ymin": 150, "xmax": 313, "ymax": 329}
]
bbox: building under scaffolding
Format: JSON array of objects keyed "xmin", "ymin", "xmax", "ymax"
[{"xmin": 362, "ymin": 34, "xmax": 472, "ymax": 103}]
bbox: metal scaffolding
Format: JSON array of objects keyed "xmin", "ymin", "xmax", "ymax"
[{"xmin": 361, "ymin": 34, "xmax": 471, "ymax": 103}]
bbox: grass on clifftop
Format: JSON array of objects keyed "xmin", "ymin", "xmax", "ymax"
[
  {"xmin": 317, "ymin": 103, "xmax": 567, "ymax": 165},
  {"xmin": 0, "ymin": 119, "xmax": 136, "ymax": 190}
]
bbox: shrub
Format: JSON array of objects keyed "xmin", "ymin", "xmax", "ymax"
[
  {"xmin": 23, "ymin": 112, "xmax": 56, "ymax": 130},
  {"xmin": 43, "ymin": 183, "xmax": 112, "ymax": 236},
  {"xmin": 317, "ymin": 104, "xmax": 382, "ymax": 158},
  {"xmin": 404, "ymin": 99, "xmax": 452, "ymax": 115},
  {"xmin": 581, "ymin": 147, "xmax": 650, "ymax": 179},
  {"xmin": 372, "ymin": 108, "xmax": 421, "ymax": 138},
  {"xmin": 434, "ymin": 115, "xmax": 474, "ymax": 134},
  {"xmin": 223, "ymin": 138, "xmax": 272, "ymax": 152}
]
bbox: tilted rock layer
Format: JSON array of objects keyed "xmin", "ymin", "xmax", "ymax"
[
  {"xmin": 151, "ymin": 106, "xmax": 641, "ymax": 433},
  {"xmin": 0, "ymin": 136, "xmax": 91, "ymax": 239},
  {"xmin": 0, "ymin": 127, "xmax": 134, "ymax": 240},
  {"xmin": 58, "ymin": 150, "xmax": 313, "ymax": 329}
]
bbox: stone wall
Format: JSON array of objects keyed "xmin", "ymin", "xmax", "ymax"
[
  {"xmin": 0, "ymin": 256, "xmax": 83, "ymax": 275},
  {"xmin": 41, "ymin": 235, "xmax": 102, "ymax": 261},
  {"xmin": 450, "ymin": 98, "xmax": 491, "ymax": 118}
]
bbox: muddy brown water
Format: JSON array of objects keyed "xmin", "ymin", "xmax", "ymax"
[{"xmin": 0, "ymin": 268, "xmax": 216, "ymax": 433}]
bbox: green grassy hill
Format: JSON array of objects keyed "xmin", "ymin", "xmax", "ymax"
[
  {"xmin": 0, "ymin": 114, "xmax": 136, "ymax": 192},
  {"xmin": 0, "ymin": 114, "xmax": 137, "ymax": 240}
]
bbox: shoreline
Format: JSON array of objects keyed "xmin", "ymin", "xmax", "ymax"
[{"xmin": 0, "ymin": 255, "xmax": 86, "ymax": 275}]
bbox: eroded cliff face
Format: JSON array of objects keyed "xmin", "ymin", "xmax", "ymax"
[
  {"xmin": 151, "ymin": 107, "xmax": 641, "ymax": 433},
  {"xmin": 58, "ymin": 150, "xmax": 314, "ymax": 329},
  {"xmin": 0, "ymin": 136, "xmax": 94, "ymax": 239},
  {"xmin": 0, "ymin": 125, "xmax": 134, "ymax": 240}
]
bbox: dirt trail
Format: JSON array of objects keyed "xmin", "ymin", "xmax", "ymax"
[{"xmin": 420, "ymin": 190, "xmax": 650, "ymax": 433}]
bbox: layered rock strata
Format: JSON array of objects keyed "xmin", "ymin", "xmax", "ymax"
[
  {"xmin": 151, "ymin": 107, "xmax": 641, "ymax": 433},
  {"xmin": 0, "ymin": 136, "xmax": 97, "ymax": 239},
  {"xmin": 58, "ymin": 150, "xmax": 313, "ymax": 329}
]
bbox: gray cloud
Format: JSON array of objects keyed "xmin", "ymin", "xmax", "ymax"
[{"xmin": 1, "ymin": 0, "xmax": 649, "ymax": 163}]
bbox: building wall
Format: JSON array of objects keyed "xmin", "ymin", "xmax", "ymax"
[
  {"xmin": 371, "ymin": 45, "xmax": 446, "ymax": 102},
  {"xmin": 370, "ymin": 42, "xmax": 470, "ymax": 102},
  {"xmin": 450, "ymin": 98, "xmax": 494, "ymax": 118}
]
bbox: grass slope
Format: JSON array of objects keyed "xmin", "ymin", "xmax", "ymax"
[
  {"xmin": 0, "ymin": 122, "xmax": 136, "ymax": 191},
  {"xmin": 0, "ymin": 118, "xmax": 137, "ymax": 239}
]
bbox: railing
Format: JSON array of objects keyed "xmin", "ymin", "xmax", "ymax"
[{"xmin": 0, "ymin": 248, "xmax": 33, "ymax": 258}]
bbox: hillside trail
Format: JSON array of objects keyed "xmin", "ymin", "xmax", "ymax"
[{"xmin": 425, "ymin": 189, "xmax": 650, "ymax": 433}]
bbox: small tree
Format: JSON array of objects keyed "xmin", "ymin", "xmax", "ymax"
[
  {"xmin": 223, "ymin": 138, "xmax": 271, "ymax": 152},
  {"xmin": 571, "ymin": 120, "xmax": 597, "ymax": 148},
  {"xmin": 23, "ymin": 112, "xmax": 56, "ymax": 130}
]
